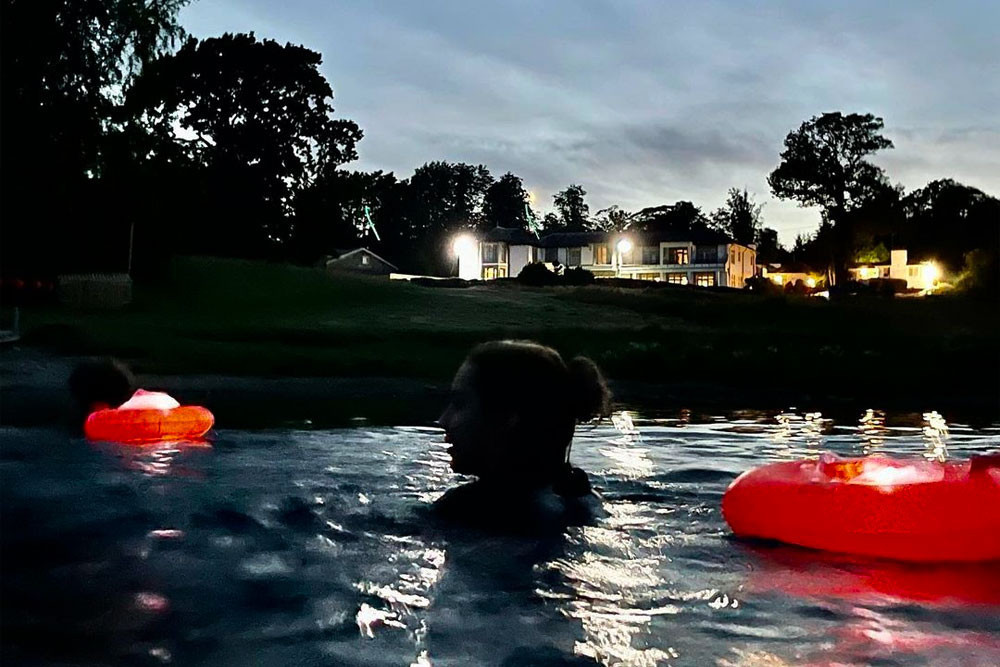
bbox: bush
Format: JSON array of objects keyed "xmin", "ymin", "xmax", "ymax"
[
  {"xmin": 956, "ymin": 249, "xmax": 998, "ymax": 295},
  {"xmin": 563, "ymin": 267, "xmax": 596, "ymax": 285},
  {"xmin": 518, "ymin": 262, "xmax": 559, "ymax": 286},
  {"xmin": 744, "ymin": 276, "xmax": 782, "ymax": 294}
]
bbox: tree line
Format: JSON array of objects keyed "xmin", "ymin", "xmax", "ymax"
[{"xmin": 2, "ymin": 1, "xmax": 996, "ymax": 289}]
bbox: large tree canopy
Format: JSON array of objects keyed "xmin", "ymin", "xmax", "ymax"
[
  {"xmin": 1, "ymin": 0, "xmax": 189, "ymax": 273},
  {"xmin": 902, "ymin": 179, "xmax": 1000, "ymax": 271},
  {"xmin": 551, "ymin": 184, "xmax": 591, "ymax": 232},
  {"xmin": 629, "ymin": 201, "xmax": 709, "ymax": 234},
  {"xmin": 125, "ymin": 33, "xmax": 363, "ymax": 255},
  {"xmin": 405, "ymin": 161, "xmax": 494, "ymax": 274},
  {"xmin": 769, "ymin": 112, "xmax": 896, "ymax": 281},
  {"xmin": 769, "ymin": 112, "xmax": 894, "ymax": 220},
  {"xmin": 482, "ymin": 172, "xmax": 531, "ymax": 231}
]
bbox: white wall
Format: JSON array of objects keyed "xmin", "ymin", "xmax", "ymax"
[{"xmin": 509, "ymin": 245, "xmax": 532, "ymax": 277}]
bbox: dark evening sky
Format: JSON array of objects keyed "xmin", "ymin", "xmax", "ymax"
[{"xmin": 183, "ymin": 0, "xmax": 999, "ymax": 242}]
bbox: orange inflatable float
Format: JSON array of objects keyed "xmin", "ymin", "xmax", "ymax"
[
  {"xmin": 84, "ymin": 389, "xmax": 214, "ymax": 443},
  {"xmin": 723, "ymin": 453, "xmax": 1000, "ymax": 563}
]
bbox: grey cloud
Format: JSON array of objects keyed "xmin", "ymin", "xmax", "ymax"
[{"xmin": 181, "ymin": 0, "xmax": 1000, "ymax": 242}]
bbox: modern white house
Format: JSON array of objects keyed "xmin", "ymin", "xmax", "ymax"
[
  {"xmin": 455, "ymin": 227, "xmax": 757, "ymax": 288},
  {"xmin": 848, "ymin": 249, "xmax": 940, "ymax": 291}
]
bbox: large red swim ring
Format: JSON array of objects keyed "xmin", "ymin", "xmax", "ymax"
[
  {"xmin": 722, "ymin": 454, "xmax": 1000, "ymax": 563},
  {"xmin": 84, "ymin": 389, "xmax": 214, "ymax": 443}
]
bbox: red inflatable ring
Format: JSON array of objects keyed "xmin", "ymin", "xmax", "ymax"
[
  {"xmin": 722, "ymin": 454, "xmax": 1000, "ymax": 563},
  {"xmin": 84, "ymin": 389, "xmax": 214, "ymax": 443}
]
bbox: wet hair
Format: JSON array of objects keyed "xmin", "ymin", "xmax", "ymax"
[
  {"xmin": 68, "ymin": 358, "xmax": 135, "ymax": 412},
  {"xmin": 464, "ymin": 340, "xmax": 611, "ymax": 497}
]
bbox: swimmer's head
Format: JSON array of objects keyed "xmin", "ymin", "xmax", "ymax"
[
  {"xmin": 68, "ymin": 358, "xmax": 135, "ymax": 412},
  {"xmin": 439, "ymin": 340, "xmax": 610, "ymax": 490}
]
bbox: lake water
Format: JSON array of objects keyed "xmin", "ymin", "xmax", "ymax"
[{"xmin": 2, "ymin": 409, "xmax": 999, "ymax": 666}]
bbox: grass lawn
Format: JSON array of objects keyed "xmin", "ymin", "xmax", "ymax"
[{"xmin": 13, "ymin": 256, "xmax": 1000, "ymax": 408}]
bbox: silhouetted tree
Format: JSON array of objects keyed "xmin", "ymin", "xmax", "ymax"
[
  {"xmin": 482, "ymin": 172, "xmax": 531, "ymax": 231},
  {"xmin": 553, "ymin": 184, "xmax": 591, "ymax": 232},
  {"xmin": 768, "ymin": 112, "xmax": 895, "ymax": 282},
  {"xmin": 629, "ymin": 202, "xmax": 709, "ymax": 234},
  {"xmin": 711, "ymin": 188, "xmax": 762, "ymax": 245},
  {"xmin": 125, "ymin": 33, "xmax": 362, "ymax": 257},
  {"xmin": 902, "ymin": 179, "xmax": 1000, "ymax": 272},
  {"xmin": 754, "ymin": 227, "xmax": 787, "ymax": 264},
  {"xmin": 405, "ymin": 161, "xmax": 494, "ymax": 274},
  {"xmin": 593, "ymin": 205, "xmax": 632, "ymax": 232},
  {"xmin": 541, "ymin": 212, "xmax": 563, "ymax": 233},
  {"xmin": 1, "ymin": 0, "xmax": 189, "ymax": 274}
]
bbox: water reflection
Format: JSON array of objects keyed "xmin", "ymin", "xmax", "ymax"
[
  {"xmin": 92, "ymin": 439, "xmax": 212, "ymax": 477},
  {"xmin": 922, "ymin": 410, "xmax": 950, "ymax": 462},
  {"xmin": 767, "ymin": 410, "xmax": 828, "ymax": 458},
  {"xmin": 858, "ymin": 409, "xmax": 888, "ymax": 454}
]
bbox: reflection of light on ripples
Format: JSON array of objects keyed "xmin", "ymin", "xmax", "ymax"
[
  {"xmin": 922, "ymin": 411, "xmax": 949, "ymax": 462},
  {"xmin": 858, "ymin": 409, "xmax": 888, "ymax": 455},
  {"xmin": 767, "ymin": 411, "xmax": 828, "ymax": 458},
  {"xmin": 612, "ymin": 411, "xmax": 638, "ymax": 435},
  {"xmin": 353, "ymin": 427, "xmax": 449, "ymax": 666},
  {"xmin": 541, "ymin": 496, "xmax": 738, "ymax": 666},
  {"xmin": 600, "ymin": 411, "xmax": 653, "ymax": 478}
]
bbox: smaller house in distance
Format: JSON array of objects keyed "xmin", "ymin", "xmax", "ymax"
[
  {"xmin": 760, "ymin": 262, "xmax": 821, "ymax": 289},
  {"xmin": 320, "ymin": 248, "xmax": 398, "ymax": 276},
  {"xmin": 848, "ymin": 249, "xmax": 940, "ymax": 291}
]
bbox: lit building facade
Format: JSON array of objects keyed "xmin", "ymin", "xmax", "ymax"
[{"xmin": 456, "ymin": 227, "xmax": 757, "ymax": 288}]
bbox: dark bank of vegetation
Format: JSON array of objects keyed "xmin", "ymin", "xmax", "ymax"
[
  {"xmin": 3, "ymin": 1, "xmax": 998, "ymax": 293},
  {"xmin": 16, "ymin": 257, "xmax": 1000, "ymax": 411}
]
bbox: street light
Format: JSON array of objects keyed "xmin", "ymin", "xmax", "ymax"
[
  {"xmin": 452, "ymin": 234, "xmax": 476, "ymax": 257},
  {"xmin": 452, "ymin": 234, "xmax": 477, "ymax": 279}
]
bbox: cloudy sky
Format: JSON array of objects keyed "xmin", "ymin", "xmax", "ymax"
[{"xmin": 181, "ymin": 0, "xmax": 999, "ymax": 243}]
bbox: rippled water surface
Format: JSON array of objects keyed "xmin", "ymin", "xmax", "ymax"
[{"xmin": 3, "ymin": 409, "xmax": 1000, "ymax": 666}]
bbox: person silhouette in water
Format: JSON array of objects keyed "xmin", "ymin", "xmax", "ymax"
[
  {"xmin": 436, "ymin": 340, "xmax": 611, "ymax": 531},
  {"xmin": 67, "ymin": 358, "xmax": 135, "ymax": 429}
]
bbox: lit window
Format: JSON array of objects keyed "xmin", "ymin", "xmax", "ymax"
[
  {"xmin": 361, "ymin": 255, "xmax": 370, "ymax": 265},
  {"xmin": 483, "ymin": 243, "xmax": 499, "ymax": 263},
  {"xmin": 593, "ymin": 244, "xmax": 610, "ymax": 264},
  {"xmin": 667, "ymin": 248, "xmax": 689, "ymax": 265},
  {"xmin": 694, "ymin": 272, "xmax": 715, "ymax": 287},
  {"xmin": 667, "ymin": 273, "xmax": 688, "ymax": 285}
]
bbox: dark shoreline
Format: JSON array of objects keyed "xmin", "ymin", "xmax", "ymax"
[{"xmin": 3, "ymin": 347, "xmax": 997, "ymax": 430}]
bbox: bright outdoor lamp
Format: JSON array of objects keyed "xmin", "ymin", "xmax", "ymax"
[
  {"xmin": 616, "ymin": 238, "xmax": 633, "ymax": 254},
  {"xmin": 922, "ymin": 262, "xmax": 940, "ymax": 282},
  {"xmin": 452, "ymin": 234, "xmax": 476, "ymax": 257}
]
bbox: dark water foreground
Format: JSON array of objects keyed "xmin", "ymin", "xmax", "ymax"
[{"xmin": 2, "ymin": 410, "xmax": 1000, "ymax": 666}]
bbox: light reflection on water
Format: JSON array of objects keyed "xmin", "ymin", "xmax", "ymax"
[{"xmin": 1, "ymin": 407, "xmax": 998, "ymax": 666}]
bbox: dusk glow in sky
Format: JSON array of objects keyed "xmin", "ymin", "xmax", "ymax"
[{"xmin": 182, "ymin": 0, "xmax": 1000, "ymax": 243}]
